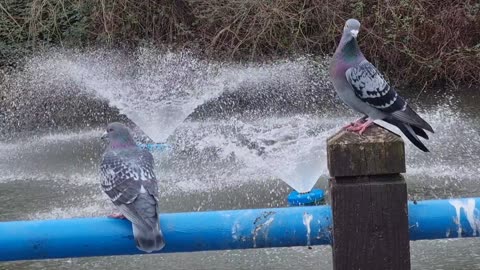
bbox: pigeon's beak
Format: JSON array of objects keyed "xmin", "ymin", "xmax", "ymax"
[
  {"xmin": 101, "ymin": 131, "xmax": 108, "ymax": 140},
  {"xmin": 350, "ymin": 29, "xmax": 359, "ymax": 38}
]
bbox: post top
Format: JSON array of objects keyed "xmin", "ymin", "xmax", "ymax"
[
  {"xmin": 327, "ymin": 124, "xmax": 406, "ymax": 177},
  {"xmin": 327, "ymin": 124, "xmax": 403, "ymax": 145}
]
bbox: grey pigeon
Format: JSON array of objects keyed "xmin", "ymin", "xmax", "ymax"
[
  {"xmin": 100, "ymin": 122, "xmax": 165, "ymax": 252},
  {"xmin": 330, "ymin": 18, "xmax": 434, "ymax": 152}
]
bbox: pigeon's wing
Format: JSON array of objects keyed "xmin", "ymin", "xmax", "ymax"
[
  {"xmin": 346, "ymin": 61, "xmax": 433, "ymax": 132},
  {"xmin": 346, "ymin": 60, "xmax": 406, "ymax": 113},
  {"xmin": 138, "ymin": 149, "xmax": 160, "ymax": 202},
  {"xmin": 100, "ymin": 148, "xmax": 159, "ymax": 229},
  {"xmin": 117, "ymin": 194, "xmax": 158, "ymax": 230}
]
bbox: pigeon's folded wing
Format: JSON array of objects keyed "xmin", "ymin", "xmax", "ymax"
[
  {"xmin": 346, "ymin": 61, "xmax": 433, "ymax": 132},
  {"xmin": 100, "ymin": 149, "xmax": 159, "ymax": 222},
  {"xmin": 138, "ymin": 150, "xmax": 160, "ymax": 202},
  {"xmin": 346, "ymin": 60, "xmax": 406, "ymax": 114}
]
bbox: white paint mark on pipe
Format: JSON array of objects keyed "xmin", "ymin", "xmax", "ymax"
[
  {"xmin": 449, "ymin": 198, "xmax": 480, "ymax": 237},
  {"xmin": 231, "ymin": 222, "xmax": 240, "ymax": 240},
  {"xmin": 252, "ymin": 211, "xmax": 276, "ymax": 248},
  {"xmin": 303, "ymin": 212, "xmax": 313, "ymax": 246}
]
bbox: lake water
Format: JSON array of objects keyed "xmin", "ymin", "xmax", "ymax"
[{"xmin": 0, "ymin": 51, "xmax": 479, "ymax": 269}]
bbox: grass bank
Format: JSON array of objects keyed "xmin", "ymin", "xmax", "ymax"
[{"xmin": 0, "ymin": 0, "xmax": 479, "ymax": 87}]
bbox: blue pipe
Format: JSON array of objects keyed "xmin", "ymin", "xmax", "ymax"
[
  {"xmin": 287, "ymin": 188, "xmax": 325, "ymax": 206},
  {"xmin": 408, "ymin": 197, "xmax": 480, "ymax": 239},
  {"xmin": 1, "ymin": 197, "xmax": 480, "ymax": 262},
  {"xmin": 0, "ymin": 206, "xmax": 332, "ymax": 261}
]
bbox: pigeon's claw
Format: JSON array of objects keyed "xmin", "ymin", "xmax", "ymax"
[
  {"xmin": 346, "ymin": 119, "xmax": 374, "ymax": 135},
  {"xmin": 343, "ymin": 117, "xmax": 367, "ymax": 130},
  {"xmin": 342, "ymin": 122, "xmax": 354, "ymax": 129}
]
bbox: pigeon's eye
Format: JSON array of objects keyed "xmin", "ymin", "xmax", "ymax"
[{"xmin": 108, "ymin": 128, "xmax": 114, "ymax": 132}]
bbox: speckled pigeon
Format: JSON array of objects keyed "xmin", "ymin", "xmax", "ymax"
[
  {"xmin": 330, "ymin": 18, "xmax": 434, "ymax": 152},
  {"xmin": 100, "ymin": 122, "xmax": 165, "ymax": 252}
]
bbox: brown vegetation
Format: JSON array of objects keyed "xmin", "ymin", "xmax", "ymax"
[{"xmin": 0, "ymin": 0, "xmax": 479, "ymax": 87}]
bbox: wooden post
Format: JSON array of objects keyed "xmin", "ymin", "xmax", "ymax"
[{"xmin": 327, "ymin": 124, "xmax": 410, "ymax": 270}]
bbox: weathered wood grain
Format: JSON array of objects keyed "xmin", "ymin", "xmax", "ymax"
[
  {"xmin": 330, "ymin": 175, "xmax": 410, "ymax": 270},
  {"xmin": 327, "ymin": 125, "xmax": 405, "ymax": 177},
  {"xmin": 328, "ymin": 125, "xmax": 411, "ymax": 270}
]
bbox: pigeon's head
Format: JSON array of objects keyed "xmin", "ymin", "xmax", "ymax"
[
  {"xmin": 102, "ymin": 122, "xmax": 135, "ymax": 147},
  {"xmin": 344, "ymin": 18, "xmax": 361, "ymax": 38}
]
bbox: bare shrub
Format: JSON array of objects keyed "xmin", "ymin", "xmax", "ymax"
[{"xmin": 0, "ymin": 0, "xmax": 479, "ymax": 87}]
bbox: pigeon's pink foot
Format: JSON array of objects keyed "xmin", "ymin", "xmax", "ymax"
[
  {"xmin": 346, "ymin": 119, "xmax": 374, "ymax": 135},
  {"xmin": 342, "ymin": 117, "xmax": 367, "ymax": 130},
  {"xmin": 108, "ymin": 213, "xmax": 125, "ymax": 219}
]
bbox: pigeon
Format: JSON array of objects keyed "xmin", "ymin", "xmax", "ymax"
[
  {"xmin": 329, "ymin": 18, "xmax": 434, "ymax": 152},
  {"xmin": 100, "ymin": 122, "xmax": 165, "ymax": 252}
]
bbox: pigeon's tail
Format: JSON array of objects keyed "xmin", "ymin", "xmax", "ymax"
[
  {"xmin": 410, "ymin": 125, "xmax": 429, "ymax": 139},
  {"xmin": 384, "ymin": 118, "xmax": 429, "ymax": 152},
  {"xmin": 391, "ymin": 105, "xmax": 434, "ymax": 133},
  {"xmin": 132, "ymin": 222, "xmax": 165, "ymax": 253}
]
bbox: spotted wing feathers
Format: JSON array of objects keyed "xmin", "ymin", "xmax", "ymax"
[
  {"xmin": 100, "ymin": 148, "xmax": 158, "ymax": 206},
  {"xmin": 346, "ymin": 60, "xmax": 406, "ymax": 113},
  {"xmin": 346, "ymin": 60, "xmax": 433, "ymax": 133},
  {"xmin": 100, "ymin": 147, "xmax": 160, "ymax": 231}
]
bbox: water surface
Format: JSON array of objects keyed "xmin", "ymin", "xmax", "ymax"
[{"xmin": 1, "ymin": 50, "xmax": 479, "ymax": 269}]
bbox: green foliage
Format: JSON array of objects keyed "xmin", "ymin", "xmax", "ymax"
[
  {"xmin": 0, "ymin": 0, "xmax": 91, "ymax": 66},
  {"xmin": 0, "ymin": 0, "xmax": 479, "ymax": 87}
]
